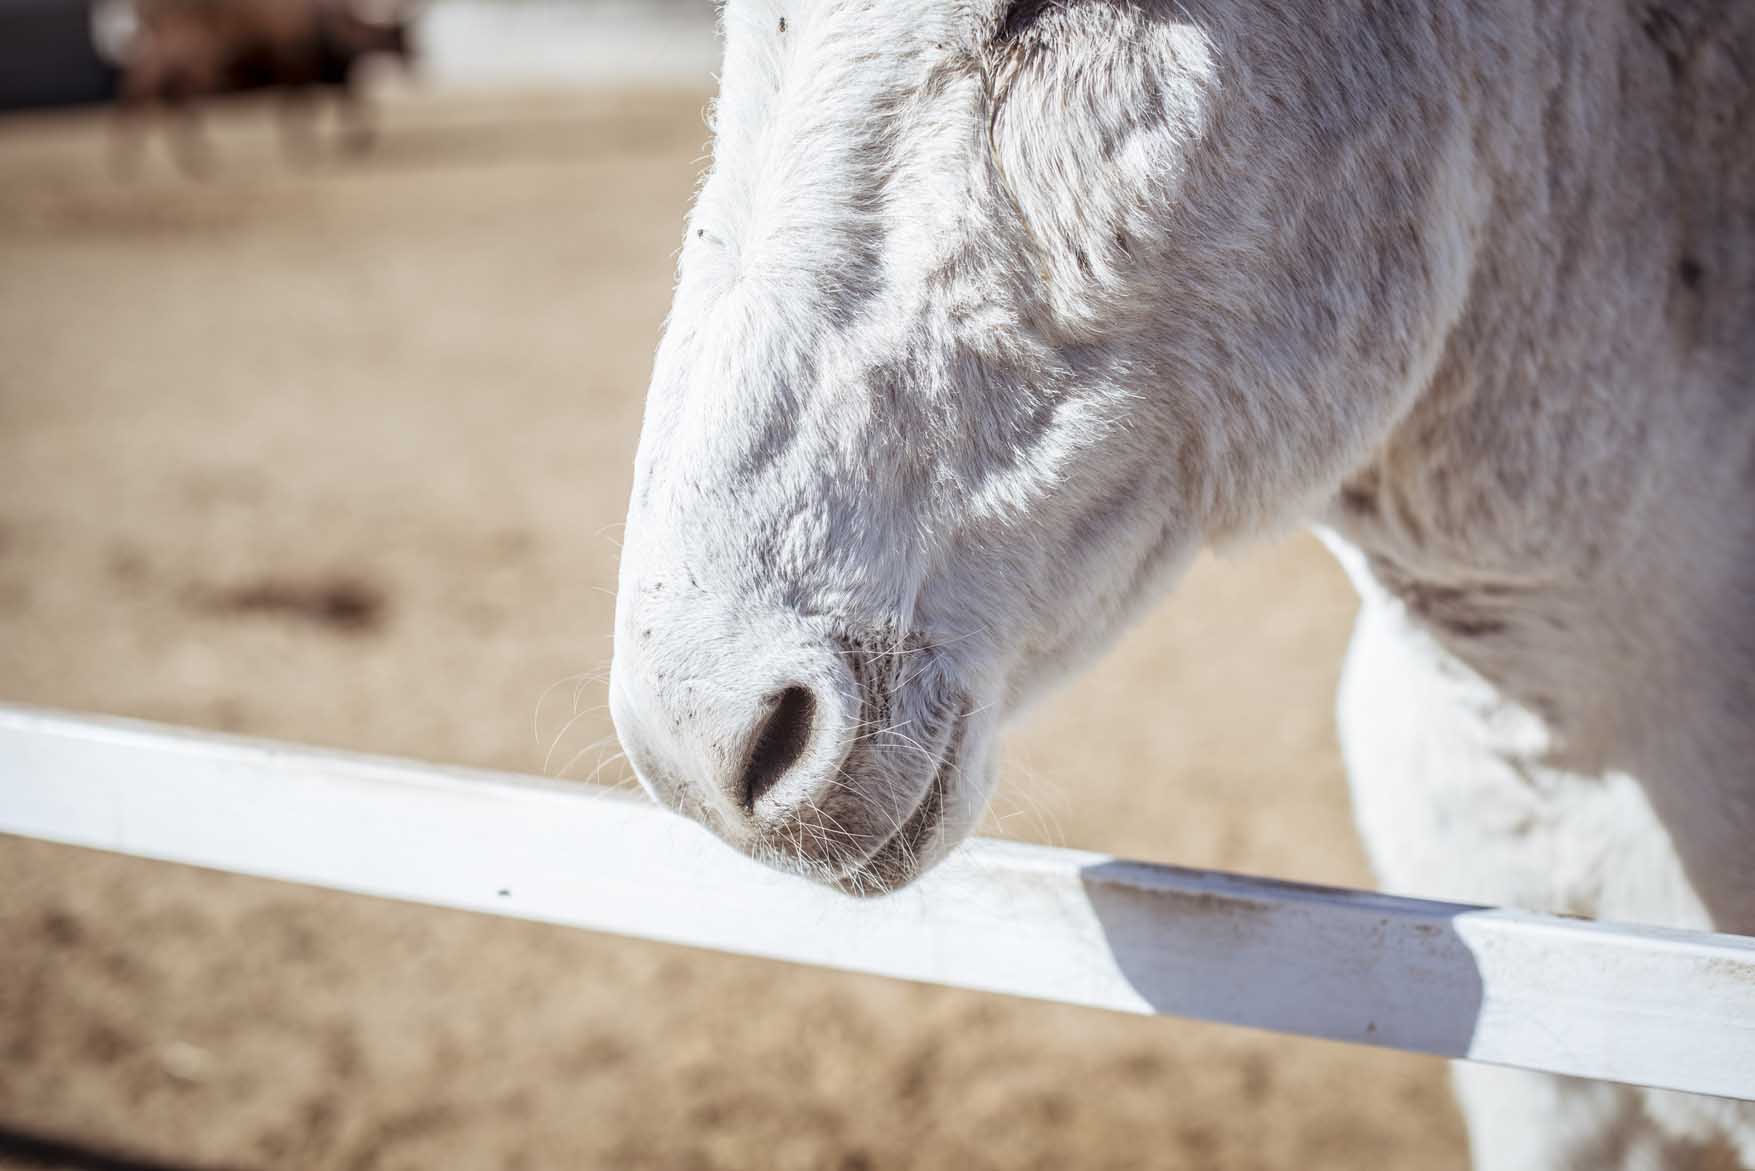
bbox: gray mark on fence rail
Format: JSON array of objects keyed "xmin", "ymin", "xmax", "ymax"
[{"xmin": 1080, "ymin": 860, "xmax": 1485, "ymax": 1058}]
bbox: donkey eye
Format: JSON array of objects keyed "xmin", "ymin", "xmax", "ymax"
[{"xmin": 996, "ymin": 0, "xmax": 1059, "ymax": 44}]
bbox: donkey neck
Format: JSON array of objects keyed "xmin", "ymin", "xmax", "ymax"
[{"xmin": 1319, "ymin": 1, "xmax": 1755, "ymax": 925}]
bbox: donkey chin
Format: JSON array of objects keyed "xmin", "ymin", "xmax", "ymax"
[{"xmin": 608, "ymin": 610, "xmax": 994, "ymax": 898}]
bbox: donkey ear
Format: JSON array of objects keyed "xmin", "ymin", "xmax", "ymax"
[{"xmin": 996, "ymin": 0, "xmax": 1060, "ymax": 45}]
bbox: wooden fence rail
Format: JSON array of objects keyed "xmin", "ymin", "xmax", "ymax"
[{"xmin": 2, "ymin": 704, "xmax": 1751, "ymax": 1101}]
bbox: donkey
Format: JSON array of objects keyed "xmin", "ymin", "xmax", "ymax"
[
  {"xmin": 608, "ymin": 2, "xmax": 1755, "ymax": 1167},
  {"xmin": 111, "ymin": 0, "xmax": 414, "ymax": 174}
]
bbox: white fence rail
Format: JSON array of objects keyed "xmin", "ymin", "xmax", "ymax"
[{"xmin": 2, "ymin": 704, "xmax": 1751, "ymax": 1101}]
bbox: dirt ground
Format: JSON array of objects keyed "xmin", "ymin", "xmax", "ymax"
[{"xmin": 0, "ymin": 89, "xmax": 1469, "ymax": 1171}]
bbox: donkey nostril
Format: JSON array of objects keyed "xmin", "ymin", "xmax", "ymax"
[{"xmin": 739, "ymin": 685, "xmax": 817, "ymax": 810}]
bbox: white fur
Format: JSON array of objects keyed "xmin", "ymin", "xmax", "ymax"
[{"xmin": 610, "ymin": 3, "xmax": 1755, "ymax": 1165}]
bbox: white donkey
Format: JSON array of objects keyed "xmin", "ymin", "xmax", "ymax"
[{"xmin": 609, "ymin": 2, "xmax": 1755, "ymax": 1166}]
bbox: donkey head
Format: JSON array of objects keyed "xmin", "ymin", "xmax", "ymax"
[{"xmin": 610, "ymin": 1, "xmax": 1472, "ymax": 894}]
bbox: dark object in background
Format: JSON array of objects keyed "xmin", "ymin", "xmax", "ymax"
[
  {"xmin": 115, "ymin": 0, "xmax": 416, "ymax": 172},
  {"xmin": 0, "ymin": 0, "xmax": 119, "ymax": 111}
]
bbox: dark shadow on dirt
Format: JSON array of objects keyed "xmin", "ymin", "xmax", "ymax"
[
  {"xmin": 348, "ymin": 112, "xmax": 700, "ymax": 174},
  {"xmin": 0, "ymin": 1125, "xmax": 255, "ymax": 1171},
  {"xmin": 189, "ymin": 576, "xmax": 387, "ymax": 636}
]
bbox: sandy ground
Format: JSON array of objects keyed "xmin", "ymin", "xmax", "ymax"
[{"xmin": 0, "ymin": 90, "xmax": 1469, "ymax": 1170}]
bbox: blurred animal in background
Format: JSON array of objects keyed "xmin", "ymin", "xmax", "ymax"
[{"xmin": 99, "ymin": 0, "xmax": 416, "ymax": 174}]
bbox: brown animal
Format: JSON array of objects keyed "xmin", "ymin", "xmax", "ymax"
[{"xmin": 111, "ymin": 0, "xmax": 414, "ymax": 174}]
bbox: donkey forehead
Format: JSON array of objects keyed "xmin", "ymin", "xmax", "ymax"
[
  {"xmin": 662, "ymin": 2, "xmax": 1034, "ymax": 438},
  {"xmin": 713, "ymin": 0, "xmax": 987, "ymax": 163},
  {"xmin": 695, "ymin": 1, "xmax": 1221, "ymax": 318},
  {"xmin": 694, "ymin": 3, "xmax": 1002, "ymax": 289},
  {"xmin": 648, "ymin": 3, "xmax": 1211, "ymax": 492},
  {"xmin": 721, "ymin": 1, "xmax": 998, "ymax": 79}
]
